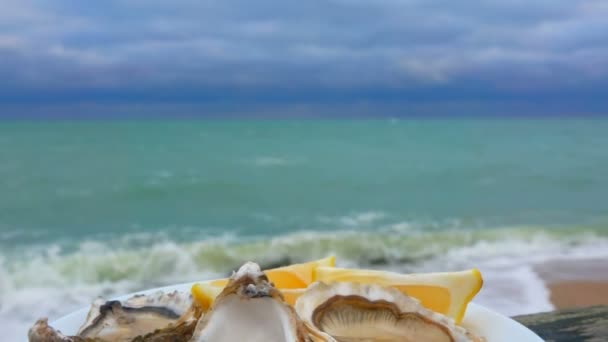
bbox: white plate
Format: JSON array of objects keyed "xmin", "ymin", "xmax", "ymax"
[{"xmin": 48, "ymin": 282, "xmax": 543, "ymax": 342}]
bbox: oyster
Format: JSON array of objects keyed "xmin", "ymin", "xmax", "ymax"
[
  {"xmin": 29, "ymin": 291, "xmax": 202, "ymax": 342},
  {"xmin": 77, "ymin": 290, "xmax": 194, "ymax": 341},
  {"xmin": 191, "ymin": 262, "xmax": 309, "ymax": 342},
  {"xmin": 28, "ymin": 316, "xmax": 200, "ymax": 342},
  {"xmin": 295, "ymin": 282, "xmax": 483, "ymax": 342}
]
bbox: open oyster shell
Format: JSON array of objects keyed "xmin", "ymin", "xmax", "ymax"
[
  {"xmin": 77, "ymin": 290, "xmax": 194, "ymax": 341},
  {"xmin": 29, "ymin": 291, "xmax": 201, "ymax": 342},
  {"xmin": 295, "ymin": 282, "xmax": 483, "ymax": 342},
  {"xmin": 191, "ymin": 262, "xmax": 310, "ymax": 342}
]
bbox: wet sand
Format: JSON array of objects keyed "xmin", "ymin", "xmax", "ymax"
[
  {"xmin": 548, "ymin": 281, "xmax": 608, "ymax": 309},
  {"xmin": 535, "ymin": 258, "xmax": 608, "ymax": 310}
]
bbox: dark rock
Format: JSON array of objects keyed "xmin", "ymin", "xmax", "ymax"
[{"xmin": 514, "ymin": 306, "xmax": 608, "ymax": 342}]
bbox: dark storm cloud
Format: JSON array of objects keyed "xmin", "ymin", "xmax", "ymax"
[{"xmin": 1, "ymin": 0, "xmax": 607, "ymax": 116}]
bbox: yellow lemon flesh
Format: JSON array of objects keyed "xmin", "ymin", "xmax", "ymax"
[
  {"xmin": 190, "ymin": 282, "xmax": 223, "ymax": 311},
  {"xmin": 191, "ymin": 256, "xmax": 335, "ymax": 310},
  {"xmin": 314, "ymin": 266, "xmax": 483, "ymax": 323}
]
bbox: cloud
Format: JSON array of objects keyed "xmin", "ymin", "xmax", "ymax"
[{"xmin": 0, "ymin": 0, "xmax": 607, "ymax": 116}]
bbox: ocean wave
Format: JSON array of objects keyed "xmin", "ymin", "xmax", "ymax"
[
  {"xmin": 2, "ymin": 225, "xmax": 607, "ymax": 287},
  {"xmin": 2, "ymin": 225, "xmax": 608, "ymax": 340}
]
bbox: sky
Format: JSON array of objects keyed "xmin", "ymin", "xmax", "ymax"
[{"xmin": 1, "ymin": 0, "xmax": 607, "ymax": 118}]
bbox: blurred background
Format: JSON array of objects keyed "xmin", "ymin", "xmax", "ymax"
[{"xmin": 1, "ymin": 1, "xmax": 608, "ymax": 340}]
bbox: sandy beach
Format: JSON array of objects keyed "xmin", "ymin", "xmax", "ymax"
[
  {"xmin": 549, "ymin": 282, "xmax": 608, "ymax": 309},
  {"xmin": 535, "ymin": 258, "xmax": 608, "ymax": 310}
]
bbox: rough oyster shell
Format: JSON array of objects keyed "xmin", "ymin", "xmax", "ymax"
[
  {"xmin": 28, "ymin": 315, "xmax": 200, "ymax": 342},
  {"xmin": 77, "ymin": 290, "xmax": 193, "ymax": 341},
  {"xmin": 295, "ymin": 282, "xmax": 483, "ymax": 342},
  {"xmin": 191, "ymin": 262, "xmax": 310, "ymax": 342},
  {"xmin": 29, "ymin": 319, "xmax": 90, "ymax": 342},
  {"xmin": 29, "ymin": 291, "xmax": 201, "ymax": 342}
]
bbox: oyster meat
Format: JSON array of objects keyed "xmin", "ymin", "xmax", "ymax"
[
  {"xmin": 191, "ymin": 262, "xmax": 309, "ymax": 342},
  {"xmin": 296, "ymin": 282, "xmax": 483, "ymax": 342}
]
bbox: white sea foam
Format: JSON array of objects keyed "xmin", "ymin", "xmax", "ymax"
[{"xmin": 474, "ymin": 265, "xmax": 554, "ymax": 316}]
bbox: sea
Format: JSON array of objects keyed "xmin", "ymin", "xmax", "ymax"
[{"xmin": 1, "ymin": 119, "xmax": 608, "ymax": 340}]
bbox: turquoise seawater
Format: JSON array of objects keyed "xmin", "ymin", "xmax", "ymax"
[
  {"xmin": 1, "ymin": 119, "xmax": 608, "ymax": 338},
  {"xmin": 2, "ymin": 120, "xmax": 608, "ymax": 242}
]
